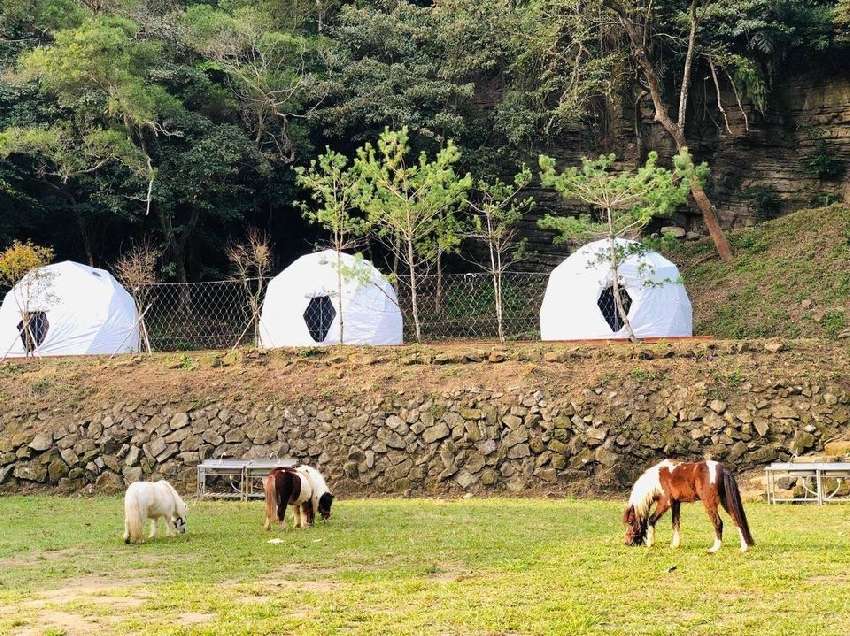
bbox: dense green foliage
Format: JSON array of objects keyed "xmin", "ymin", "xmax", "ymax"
[
  {"xmin": 0, "ymin": 0, "xmax": 845, "ymax": 279},
  {"xmin": 538, "ymin": 151, "xmax": 692, "ymax": 242}
]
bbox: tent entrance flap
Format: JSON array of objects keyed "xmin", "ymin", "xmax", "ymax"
[
  {"xmin": 16, "ymin": 311, "xmax": 49, "ymax": 353},
  {"xmin": 303, "ymin": 295, "xmax": 336, "ymax": 343},
  {"xmin": 597, "ymin": 285, "xmax": 632, "ymax": 332}
]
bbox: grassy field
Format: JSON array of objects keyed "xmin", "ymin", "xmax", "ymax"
[{"xmin": 1, "ymin": 497, "xmax": 850, "ymax": 635}]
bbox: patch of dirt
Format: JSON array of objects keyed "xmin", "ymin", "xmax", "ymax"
[
  {"xmin": 262, "ymin": 579, "xmax": 339, "ymax": 593},
  {"xmin": 427, "ymin": 571, "xmax": 470, "ymax": 583},
  {"xmin": 12, "ymin": 610, "xmax": 102, "ymax": 636},
  {"xmin": 737, "ymin": 468, "xmax": 769, "ymax": 503},
  {"xmin": 249, "ymin": 566, "xmax": 340, "ymax": 593},
  {"xmin": 808, "ymin": 574, "xmax": 850, "ymax": 584},
  {"xmin": 1, "ymin": 575, "xmax": 151, "ymax": 635},
  {"xmin": 0, "ymin": 548, "xmax": 76, "ymax": 568},
  {"xmin": 225, "ymin": 566, "xmax": 341, "ymax": 608},
  {"xmin": 176, "ymin": 612, "xmax": 214, "ymax": 626},
  {"xmin": 235, "ymin": 594, "xmax": 268, "ymax": 605},
  {"xmin": 425, "ymin": 562, "xmax": 472, "ymax": 583}
]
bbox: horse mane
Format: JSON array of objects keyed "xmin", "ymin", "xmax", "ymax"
[
  {"xmin": 162, "ymin": 480, "xmax": 187, "ymax": 517},
  {"xmin": 627, "ymin": 460, "xmax": 676, "ymax": 520}
]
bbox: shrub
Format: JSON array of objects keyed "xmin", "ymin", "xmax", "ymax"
[{"xmin": 741, "ymin": 185, "xmax": 782, "ymax": 220}]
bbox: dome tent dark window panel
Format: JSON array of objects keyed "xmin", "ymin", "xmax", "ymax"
[
  {"xmin": 303, "ymin": 295, "xmax": 336, "ymax": 343},
  {"xmin": 16, "ymin": 311, "xmax": 49, "ymax": 353},
  {"xmin": 597, "ymin": 285, "xmax": 632, "ymax": 332}
]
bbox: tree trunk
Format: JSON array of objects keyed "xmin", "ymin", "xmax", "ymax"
[
  {"xmin": 22, "ymin": 312, "xmax": 35, "ymax": 358},
  {"xmin": 168, "ymin": 206, "xmax": 202, "ymax": 313},
  {"xmin": 139, "ymin": 310, "xmax": 152, "ymax": 353},
  {"xmin": 391, "ymin": 233, "xmax": 401, "ymax": 283},
  {"xmin": 406, "ymin": 238, "xmax": 421, "ymax": 343},
  {"xmin": 493, "ymin": 271, "xmax": 504, "ymax": 342},
  {"xmin": 606, "ymin": 0, "xmax": 733, "ymax": 262},
  {"xmin": 485, "ymin": 214, "xmax": 505, "ymax": 342},
  {"xmin": 253, "ymin": 278, "xmax": 264, "ymax": 347},
  {"xmin": 608, "ymin": 211, "xmax": 636, "ymax": 342},
  {"xmin": 75, "ymin": 211, "xmax": 95, "ymax": 266},
  {"xmin": 336, "ymin": 249, "xmax": 344, "ymax": 344},
  {"xmin": 488, "ymin": 228, "xmax": 505, "ymax": 342},
  {"xmin": 688, "ymin": 178, "xmax": 733, "ymax": 262}
]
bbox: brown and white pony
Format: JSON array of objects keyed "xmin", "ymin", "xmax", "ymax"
[
  {"xmin": 623, "ymin": 459, "xmax": 754, "ymax": 553},
  {"xmin": 263, "ymin": 467, "xmax": 314, "ymax": 530}
]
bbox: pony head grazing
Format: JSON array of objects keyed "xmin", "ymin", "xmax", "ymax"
[
  {"xmin": 317, "ymin": 492, "xmax": 334, "ymax": 520},
  {"xmin": 623, "ymin": 505, "xmax": 647, "ymax": 546},
  {"xmin": 623, "ymin": 460, "xmax": 671, "ymax": 546},
  {"xmin": 166, "ymin": 481, "xmax": 188, "ymax": 535}
]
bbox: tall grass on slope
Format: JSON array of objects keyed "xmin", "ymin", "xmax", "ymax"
[{"xmin": 670, "ymin": 204, "xmax": 850, "ymax": 339}]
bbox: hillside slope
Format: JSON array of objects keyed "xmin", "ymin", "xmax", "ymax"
[{"xmin": 673, "ymin": 205, "xmax": 850, "ymax": 339}]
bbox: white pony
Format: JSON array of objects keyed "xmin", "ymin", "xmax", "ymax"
[
  {"xmin": 123, "ymin": 480, "xmax": 187, "ymax": 544},
  {"xmin": 297, "ymin": 465, "xmax": 334, "ymax": 522}
]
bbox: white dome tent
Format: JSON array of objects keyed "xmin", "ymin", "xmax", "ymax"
[
  {"xmin": 259, "ymin": 250, "xmax": 402, "ymax": 347},
  {"xmin": 539, "ymin": 238, "xmax": 692, "ymax": 340},
  {"xmin": 0, "ymin": 261, "xmax": 140, "ymax": 357}
]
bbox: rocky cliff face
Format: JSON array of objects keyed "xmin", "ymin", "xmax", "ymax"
[
  {"xmin": 521, "ymin": 67, "xmax": 850, "ymax": 270},
  {"xmin": 0, "ymin": 341, "xmax": 847, "ymax": 497},
  {"xmin": 692, "ymin": 72, "xmax": 850, "ymax": 226}
]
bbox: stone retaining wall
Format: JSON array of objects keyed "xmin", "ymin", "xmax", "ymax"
[{"xmin": 1, "ymin": 342, "xmax": 849, "ymax": 495}]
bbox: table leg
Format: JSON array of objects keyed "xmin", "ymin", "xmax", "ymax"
[
  {"xmin": 765, "ymin": 470, "xmax": 771, "ymax": 505},
  {"xmin": 770, "ymin": 471, "xmax": 775, "ymax": 505},
  {"xmin": 816, "ymin": 469, "xmax": 823, "ymax": 505}
]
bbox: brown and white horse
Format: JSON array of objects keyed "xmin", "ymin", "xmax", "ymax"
[
  {"xmin": 623, "ymin": 459, "xmax": 754, "ymax": 553},
  {"xmin": 263, "ymin": 467, "xmax": 314, "ymax": 530}
]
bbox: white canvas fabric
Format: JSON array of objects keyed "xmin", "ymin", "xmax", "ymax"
[
  {"xmin": 259, "ymin": 250, "xmax": 402, "ymax": 347},
  {"xmin": 0, "ymin": 261, "xmax": 140, "ymax": 357},
  {"xmin": 540, "ymin": 238, "xmax": 692, "ymax": 340}
]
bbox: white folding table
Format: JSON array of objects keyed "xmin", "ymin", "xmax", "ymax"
[{"xmin": 765, "ymin": 462, "xmax": 850, "ymax": 504}]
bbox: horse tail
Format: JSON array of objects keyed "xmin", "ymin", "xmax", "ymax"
[
  {"xmin": 263, "ymin": 472, "xmax": 278, "ymax": 527},
  {"xmin": 124, "ymin": 488, "xmax": 144, "ymax": 544},
  {"xmin": 720, "ymin": 467, "xmax": 754, "ymax": 547}
]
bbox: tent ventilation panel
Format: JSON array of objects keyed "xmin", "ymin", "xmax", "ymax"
[
  {"xmin": 17, "ymin": 311, "xmax": 49, "ymax": 353},
  {"xmin": 597, "ymin": 286, "xmax": 632, "ymax": 332},
  {"xmin": 303, "ymin": 295, "xmax": 336, "ymax": 343}
]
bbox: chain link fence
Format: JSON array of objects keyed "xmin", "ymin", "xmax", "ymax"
[
  {"xmin": 393, "ymin": 273, "xmax": 548, "ymax": 342},
  {"xmin": 140, "ymin": 280, "xmax": 258, "ymax": 351},
  {"xmin": 137, "ymin": 272, "xmax": 548, "ymax": 350}
]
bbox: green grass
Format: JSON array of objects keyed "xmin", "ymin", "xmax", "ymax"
[
  {"xmin": 2, "ymin": 497, "xmax": 850, "ymax": 635},
  {"xmin": 670, "ymin": 204, "xmax": 850, "ymax": 339}
]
